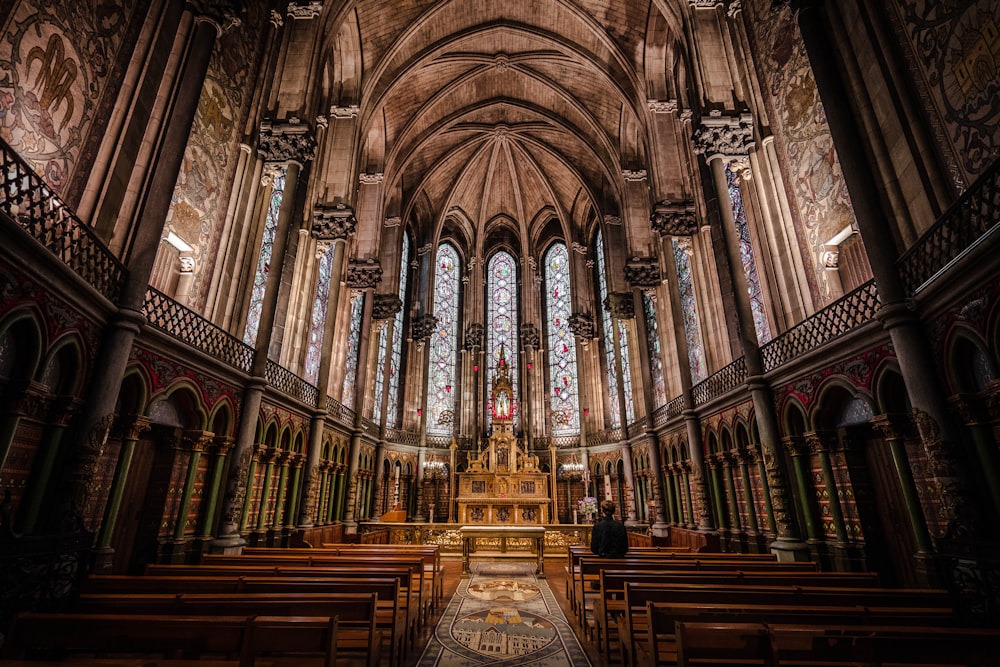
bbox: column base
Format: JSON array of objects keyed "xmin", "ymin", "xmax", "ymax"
[
  {"xmin": 209, "ymin": 531, "xmax": 247, "ymax": 554},
  {"xmin": 91, "ymin": 546, "xmax": 115, "ymax": 574},
  {"xmin": 342, "ymin": 520, "xmax": 358, "ymax": 536},
  {"xmin": 651, "ymin": 521, "xmax": 670, "ymax": 538},
  {"xmin": 769, "ymin": 536, "xmax": 812, "ymax": 562}
]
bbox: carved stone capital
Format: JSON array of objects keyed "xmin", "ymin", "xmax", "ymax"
[
  {"xmin": 113, "ymin": 415, "xmax": 152, "ymax": 442},
  {"xmin": 689, "ymin": 0, "xmax": 724, "ymax": 7},
  {"xmin": 622, "ymin": 169, "xmax": 648, "ymax": 182},
  {"xmin": 211, "ymin": 436, "xmax": 235, "ymax": 456},
  {"xmin": 624, "ymin": 257, "xmax": 660, "ymax": 288},
  {"xmin": 727, "ymin": 0, "xmax": 743, "ymax": 17},
  {"xmin": 359, "ymin": 172, "xmax": 384, "ymax": 185},
  {"xmin": 604, "ymin": 292, "xmax": 635, "ymax": 319},
  {"xmin": 182, "ymin": 430, "xmax": 214, "ymax": 453},
  {"xmin": 804, "ymin": 430, "xmax": 836, "ymax": 456},
  {"xmin": 782, "ymin": 435, "xmax": 809, "ymax": 457},
  {"xmin": 647, "ymin": 99, "xmax": 678, "ymax": 114},
  {"xmin": 411, "ymin": 313, "xmax": 439, "ymax": 341},
  {"xmin": 603, "ymin": 214, "xmax": 622, "ymax": 226},
  {"xmin": 464, "ymin": 323, "xmax": 484, "ymax": 351},
  {"xmin": 311, "ymin": 203, "xmax": 357, "ymax": 240},
  {"xmin": 330, "ymin": 105, "xmax": 359, "ymax": 118},
  {"xmin": 651, "ymin": 201, "xmax": 698, "ymax": 236},
  {"xmin": 383, "ymin": 216, "xmax": 402, "ymax": 228},
  {"xmin": 258, "ymin": 118, "xmax": 316, "ymax": 164},
  {"xmin": 287, "ymin": 1, "xmax": 323, "ymax": 20},
  {"xmin": 347, "ymin": 259, "xmax": 382, "ymax": 289},
  {"xmin": 693, "ymin": 112, "xmax": 754, "ymax": 161},
  {"xmin": 519, "ymin": 322, "xmax": 540, "ymax": 351},
  {"xmin": 568, "ymin": 312, "xmax": 595, "ymax": 341},
  {"xmin": 372, "ymin": 294, "xmax": 402, "ymax": 320}
]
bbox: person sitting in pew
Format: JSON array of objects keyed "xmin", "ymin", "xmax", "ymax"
[{"xmin": 590, "ymin": 500, "xmax": 629, "ymax": 590}]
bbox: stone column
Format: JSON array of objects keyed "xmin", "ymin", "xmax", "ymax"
[
  {"xmin": 18, "ymin": 396, "xmax": 80, "ymax": 534},
  {"xmin": 173, "ymin": 431, "xmax": 211, "ymax": 544},
  {"xmin": 213, "ymin": 120, "xmax": 316, "ymax": 552},
  {"xmin": 750, "ymin": 444, "xmax": 777, "ymax": 535},
  {"xmin": 722, "ymin": 450, "xmax": 743, "ymax": 536},
  {"xmin": 255, "ymin": 448, "xmax": 277, "ymax": 534},
  {"xmin": 271, "ymin": 451, "xmax": 290, "ymax": 530},
  {"xmin": 520, "ymin": 323, "xmax": 539, "ymax": 451},
  {"xmin": 301, "ymin": 204, "xmax": 358, "ymax": 526},
  {"xmin": 93, "ymin": 416, "xmax": 150, "ymax": 570},
  {"xmin": 663, "ymin": 465, "xmax": 678, "ymax": 524},
  {"xmin": 706, "ymin": 454, "xmax": 728, "ymax": 533},
  {"xmin": 693, "ymin": 115, "xmax": 807, "ymax": 559},
  {"xmin": 200, "ymin": 436, "xmax": 234, "ymax": 539},
  {"xmin": 784, "ymin": 435, "xmax": 821, "ymax": 544},
  {"xmin": 238, "ymin": 446, "xmax": 263, "ymax": 534},
  {"xmin": 411, "ymin": 313, "xmax": 438, "ymax": 522},
  {"xmin": 681, "ymin": 461, "xmax": 696, "ymax": 529},
  {"xmin": 737, "ymin": 448, "xmax": 761, "ymax": 538},
  {"xmin": 806, "ymin": 431, "xmax": 849, "ymax": 545}
]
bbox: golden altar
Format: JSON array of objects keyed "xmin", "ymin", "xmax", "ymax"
[{"xmin": 460, "ymin": 525, "xmax": 546, "ymax": 577}]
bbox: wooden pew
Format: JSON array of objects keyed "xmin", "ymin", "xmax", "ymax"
[
  {"xmin": 81, "ymin": 575, "xmax": 406, "ymax": 667},
  {"xmin": 636, "ymin": 601, "xmax": 957, "ymax": 667},
  {"xmin": 592, "ymin": 569, "xmax": 880, "ymax": 661},
  {"xmin": 144, "ymin": 563, "xmax": 420, "ymax": 650},
  {"xmin": 201, "ymin": 552, "xmax": 433, "ymax": 627},
  {"xmin": 1, "ymin": 612, "xmax": 339, "ymax": 667},
  {"xmin": 674, "ymin": 622, "xmax": 1000, "ymax": 667},
  {"xmin": 73, "ymin": 592, "xmax": 382, "ymax": 667}
]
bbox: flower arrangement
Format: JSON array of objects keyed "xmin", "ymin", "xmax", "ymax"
[{"xmin": 578, "ymin": 496, "xmax": 598, "ymax": 516}]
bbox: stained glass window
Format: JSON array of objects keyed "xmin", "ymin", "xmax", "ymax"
[
  {"xmin": 619, "ymin": 318, "xmax": 635, "ymax": 424},
  {"xmin": 641, "ymin": 291, "xmax": 668, "ymax": 408},
  {"xmin": 726, "ymin": 164, "xmax": 771, "ymax": 344},
  {"xmin": 596, "ymin": 228, "xmax": 621, "ymax": 428},
  {"xmin": 487, "ymin": 251, "xmax": 518, "ymax": 426},
  {"xmin": 244, "ymin": 169, "xmax": 286, "ymax": 345},
  {"xmin": 341, "ymin": 292, "xmax": 364, "ymax": 409},
  {"xmin": 544, "ymin": 243, "xmax": 579, "ymax": 434},
  {"xmin": 672, "ymin": 238, "xmax": 708, "ymax": 383},
  {"xmin": 372, "ymin": 323, "xmax": 388, "ymax": 423},
  {"xmin": 304, "ymin": 243, "xmax": 334, "ymax": 384},
  {"xmin": 385, "ymin": 234, "xmax": 410, "ymax": 427},
  {"xmin": 427, "ymin": 243, "xmax": 460, "ymax": 435}
]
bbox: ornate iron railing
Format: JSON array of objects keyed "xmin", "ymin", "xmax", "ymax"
[
  {"xmin": 425, "ymin": 433, "xmax": 452, "ymax": 447},
  {"xmin": 898, "ymin": 158, "xmax": 1000, "ymax": 293},
  {"xmin": 626, "ymin": 416, "xmax": 650, "ymax": 438},
  {"xmin": 326, "ymin": 396, "xmax": 356, "ymax": 425},
  {"xmin": 549, "ymin": 434, "xmax": 581, "ymax": 448},
  {"xmin": 691, "ymin": 357, "xmax": 747, "ymax": 406},
  {"xmin": 0, "ymin": 140, "xmax": 125, "ymax": 301},
  {"xmin": 760, "ymin": 279, "xmax": 880, "ymax": 372},
  {"xmin": 589, "ymin": 426, "xmax": 625, "ymax": 446},
  {"xmin": 361, "ymin": 417, "xmax": 380, "ymax": 436},
  {"xmin": 265, "ymin": 361, "xmax": 318, "ymax": 406},
  {"xmin": 143, "ymin": 288, "xmax": 254, "ymax": 373}
]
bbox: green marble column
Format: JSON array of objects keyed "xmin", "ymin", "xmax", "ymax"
[
  {"xmin": 722, "ymin": 452, "xmax": 742, "ymax": 533},
  {"xmin": 785, "ymin": 436, "xmax": 821, "ymax": 542},
  {"xmin": 681, "ymin": 463, "xmax": 694, "ymax": 529},
  {"xmin": 807, "ymin": 431, "xmax": 848, "ymax": 544},
  {"xmin": 174, "ymin": 431, "xmax": 209, "ymax": 542},
  {"xmin": 707, "ymin": 456, "xmax": 728, "ymax": 530},
  {"xmin": 20, "ymin": 398, "xmax": 80, "ymax": 534},
  {"xmin": 255, "ymin": 449, "xmax": 276, "ymax": 532},
  {"xmin": 200, "ymin": 437, "xmax": 232, "ymax": 539},
  {"xmin": 752, "ymin": 445, "xmax": 777, "ymax": 535},
  {"xmin": 737, "ymin": 449, "xmax": 760, "ymax": 535},
  {"xmin": 272, "ymin": 452, "xmax": 290, "ymax": 529},
  {"xmin": 239, "ymin": 447, "xmax": 262, "ymax": 533}
]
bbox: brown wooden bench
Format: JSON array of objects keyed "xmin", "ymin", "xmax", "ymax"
[
  {"xmin": 636, "ymin": 601, "xmax": 957, "ymax": 667},
  {"xmin": 592, "ymin": 569, "xmax": 881, "ymax": 661},
  {"xmin": 675, "ymin": 622, "xmax": 1000, "ymax": 667},
  {"xmin": 81, "ymin": 575, "xmax": 406, "ymax": 667},
  {"xmin": 1, "ymin": 612, "xmax": 339, "ymax": 667},
  {"xmin": 73, "ymin": 592, "xmax": 383, "ymax": 667}
]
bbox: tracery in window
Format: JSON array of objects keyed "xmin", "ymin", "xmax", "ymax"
[
  {"xmin": 244, "ymin": 169, "xmax": 286, "ymax": 345},
  {"xmin": 385, "ymin": 234, "xmax": 410, "ymax": 427},
  {"xmin": 304, "ymin": 242, "xmax": 334, "ymax": 385},
  {"xmin": 427, "ymin": 243, "xmax": 460, "ymax": 434},
  {"xmin": 726, "ymin": 164, "xmax": 771, "ymax": 344},
  {"xmin": 672, "ymin": 238, "xmax": 708, "ymax": 383},
  {"xmin": 641, "ymin": 291, "xmax": 668, "ymax": 408},
  {"xmin": 544, "ymin": 242, "xmax": 580, "ymax": 434},
  {"xmin": 596, "ymin": 227, "xmax": 622, "ymax": 428},
  {"xmin": 487, "ymin": 250, "xmax": 518, "ymax": 427},
  {"xmin": 341, "ymin": 292, "xmax": 364, "ymax": 409}
]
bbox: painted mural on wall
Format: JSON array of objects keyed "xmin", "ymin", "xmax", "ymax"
[
  {"xmin": 888, "ymin": 0, "xmax": 1000, "ymax": 188},
  {"xmin": 744, "ymin": 0, "xmax": 857, "ymax": 305},
  {"xmin": 164, "ymin": 3, "xmax": 268, "ymax": 311},
  {"xmin": 0, "ymin": 1, "xmax": 139, "ymax": 201}
]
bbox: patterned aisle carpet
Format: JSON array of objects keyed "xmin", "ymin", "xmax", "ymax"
[{"xmin": 416, "ymin": 561, "xmax": 592, "ymax": 667}]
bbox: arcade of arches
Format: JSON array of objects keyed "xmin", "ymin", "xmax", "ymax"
[{"xmin": 1, "ymin": 0, "xmax": 999, "ymax": 623}]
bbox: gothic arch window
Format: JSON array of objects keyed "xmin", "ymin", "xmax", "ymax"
[
  {"xmin": 544, "ymin": 242, "xmax": 579, "ymax": 434},
  {"xmin": 487, "ymin": 250, "xmax": 518, "ymax": 427},
  {"xmin": 374, "ymin": 233, "xmax": 410, "ymax": 426},
  {"xmin": 427, "ymin": 242, "xmax": 461, "ymax": 435},
  {"xmin": 725, "ymin": 164, "xmax": 771, "ymax": 343},
  {"xmin": 341, "ymin": 292, "xmax": 364, "ymax": 409},
  {"xmin": 595, "ymin": 227, "xmax": 633, "ymax": 427},
  {"xmin": 672, "ymin": 238, "xmax": 708, "ymax": 383},
  {"xmin": 641, "ymin": 289, "xmax": 668, "ymax": 408},
  {"xmin": 244, "ymin": 169, "xmax": 286, "ymax": 345},
  {"xmin": 304, "ymin": 242, "xmax": 335, "ymax": 384}
]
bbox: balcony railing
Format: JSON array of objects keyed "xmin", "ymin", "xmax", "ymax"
[
  {"xmin": 326, "ymin": 396, "xmax": 356, "ymax": 426},
  {"xmin": 0, "ymin": 139, "xmax": 125, "ymax": 301},
  {"xmin": 265, "ymin": 360, "xmax": 318, "ymax": 406},
  {"xmin": 143, "ymin": 288, "xmax": 254, "ymax": 373},
  {"xmin": 898, "ymin": 158, "xmax": 1000, "ymax": 293},
  {"xmin": 760, "ymin": 279, "xmax": 879, "ymax": 372},
  {"xmin": 691, "ymin": 357, "xmax": 747, "ymax": 406}
]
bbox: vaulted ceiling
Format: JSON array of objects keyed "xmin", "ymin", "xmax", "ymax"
[{"xmin": 324, "ymin": 0, "xmax": 689, "ymax": 254}]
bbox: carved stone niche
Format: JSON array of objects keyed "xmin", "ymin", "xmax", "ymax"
[
  {"xmin": 650, "ymin": 201, "xmax": 698, "ymax": 236},
  {"xmin": 568, "ymin": 312, "xmax": 595, "ymax": 340},
  {"xmin": 372, "ymin": 294, "xmax": 402, "ymax": 320},
  {"xmin": 604, "ymin": 292, "xmax": 635, "ymax": 319},
  {"xmin": 411, "ymin": 313, "xmax": 439, "ymax": 341},
  {"xmin": 347, "ymin": 259, "xmax": 382, "ymax": 289},
  {"xmin": 624, "ymin": 257, "xmax": 661, "ymax": 288},
  {"xmin": 311, "ymin": 203, "xmax": 357, "ymax": 240},
  {"xmin": 462, "ymin": 323, "xmax": 484, "ymax": 351},
  {"xmin": 519, "ymin": 323, "xmax": 540, "ymax": 351}
]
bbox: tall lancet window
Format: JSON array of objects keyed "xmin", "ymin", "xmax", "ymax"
[
  {"xmin": 341, "ymin": 292, "xmax": 364, "ymax": 409},
  {"xmin": 487, "ymin": 250, "xmax": 518, "ymax": 427},
  {"xmin": 595, "ymin": 227, "xmax": 633, "ymax": 427},
  {"xmin": 672, "ymin": 238, "xmax": 708, "ymax": 383},
  {"xmin": 426, "ymin": 243, "xmax": 460, "ymax": 435},
  {"xmin": 304, "ymin": 243, "xmax": 335, "ymax": 384},
  {"xmin": 544, "ymin": 242, "xmax": 579, "ymax": 434},
  {"xmin": 726, "ymin": 164, "xmax": 771, "ymax": 343},
  {"xmin": 374, "ymin": 233, "xmax": 410, "ymax": 426},
  {"xmin": 244, "ymin": 169, "xmax": 286, "ymax": 344},
  {"xmin": 641, "ymin": 291, "xmax": 668, "ymax": 407}
]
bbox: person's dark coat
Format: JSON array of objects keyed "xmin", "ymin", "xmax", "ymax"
[{"xmin": 590, "ymin": 513, "xmax": 628, "ymax": 558}]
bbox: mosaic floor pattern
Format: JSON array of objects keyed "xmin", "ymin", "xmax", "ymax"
[{"xmin": 416, "ymin": 562, "xmax": 591, "ymax": 666}]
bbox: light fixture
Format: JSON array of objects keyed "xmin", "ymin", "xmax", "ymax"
[
  {"xmin": 473, "ymin": 364, "xmax": 479, "ymax": 372},
  {"xmin": 526, "ymin": 362, "xmax": 532, "ymax": 370},
  {"xmin": 583, "ymin": 408, "xmax": 589, "ymax": 415},
  {"xmin": 417, "ymin": 408, "xmax": 423, "ymax": 416}
]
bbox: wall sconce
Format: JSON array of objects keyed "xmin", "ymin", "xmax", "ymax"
[
  {"xmin": 583, "ymin": 408, "xmax": 589, "ymax": 415},
  {"xmin": 473, "ymin": 364, "xmax": 479, "ymax": 372},
  {"xmin": 526, "ymin": 362, "xmax": 532, "ymax": 369},
  {"xmin": 417, "ymin": 408, "xmax": 423, "ymax": 416}
]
